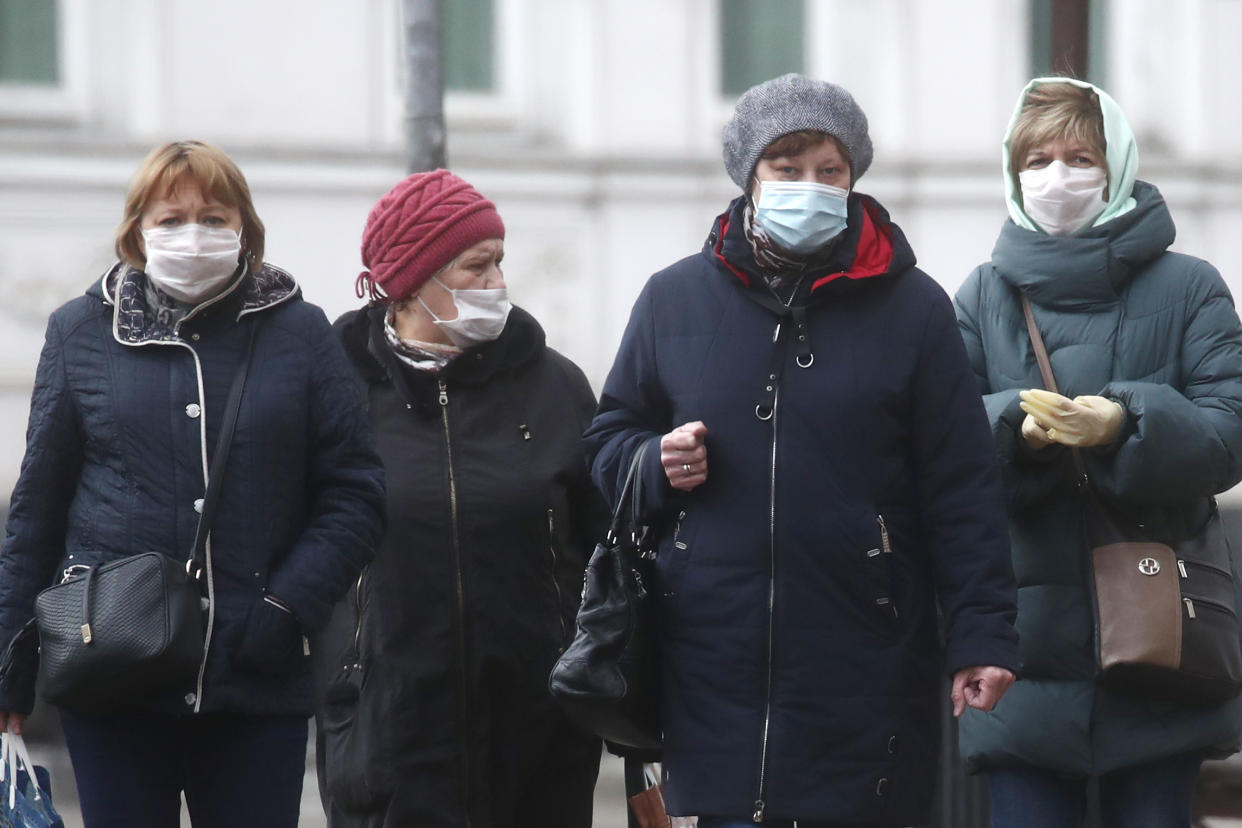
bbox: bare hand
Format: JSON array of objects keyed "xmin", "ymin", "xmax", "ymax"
[
  {"xmin": 952, "ymin": 666, "xmax": 1015, "ymax": 717},
  {"xmin": 661, "ymin": 421, "xmax": 708, "ymax": 491},
  {"xmin": 1019, "ymin": 389, "xmax": 1124, "ymax": 448},
  {"xmin": 0, "ymin": 711, "xmax": 24, "ymax": 735}
]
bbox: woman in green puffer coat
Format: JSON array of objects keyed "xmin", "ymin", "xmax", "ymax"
[{"xmin": 954, "ymin": 77, "xmax": 1242, "ymax": 827}]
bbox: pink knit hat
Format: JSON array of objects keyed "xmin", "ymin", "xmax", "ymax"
[{"xmin": 356, "ymin": 169, "xmax": 505, "ymax": 302}]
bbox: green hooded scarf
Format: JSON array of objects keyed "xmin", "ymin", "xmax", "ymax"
[{"xmin": 1002, "ymin": 77, "xmax": 1139, "ymax": 233}]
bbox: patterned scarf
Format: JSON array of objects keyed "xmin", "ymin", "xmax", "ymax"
[
  {"xmin": 383, "ymin": 306, "xmax": 462, "ymax": 372},
  {"xmin": 743, "ymin": 200, "xmax": 842, "ymax": 300}
]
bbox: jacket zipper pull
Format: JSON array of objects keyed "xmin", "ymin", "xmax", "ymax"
[
  {"xmin": 437, "ymin": 378, "xmax": 448, "ymax": 407},
  {"xmin": 1184, "ymin": 597, "xmax": 1197, "ymax": 619},
  {"xmin": 753, "ymin": 800, "xmax": 765, "ymax": 822},
  {"xmin": 877, "ymin": 515, "xmax": 892, "ymax": 555},
  {"xmin": 1177, "ymin": 560, "xmax": 1188, "ymax": 578}
]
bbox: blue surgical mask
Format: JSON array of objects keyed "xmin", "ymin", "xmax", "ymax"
[{"xmin": 753, "ymin": 180, "xmax": 850, "ymax": 255}]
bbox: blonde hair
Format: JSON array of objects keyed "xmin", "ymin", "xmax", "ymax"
[
  {"xmin": 115, "ymin": 140, "xmax": 265, "ymax": 270},
  {"xmin": 1008, "ymin": 82, "xmax": 1107, "ymax": 182}
]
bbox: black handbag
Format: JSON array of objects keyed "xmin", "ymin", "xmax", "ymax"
[
  {"xmin": 31, "ymin": 320, "xmax": 258, "ymax": 715},
  {"xmin": 549, "ymin": 442, "xmax": 661, "ymax": 751},
  {"xmin": 1022, "ymin": 295, "xmax": 1242, "ymax": 706}
]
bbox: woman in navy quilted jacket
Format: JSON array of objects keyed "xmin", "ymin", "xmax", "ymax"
[
  {"xmin": 954, "ymin": 78, "xmax": 1242, "ymax": 827},
  {"xmin": 0, "ymin": 140, "xmax": 386, "ymax": 828},
  {"xmin": 583, "ymin": 73, "xmax": 1021, "ymax": 827}
]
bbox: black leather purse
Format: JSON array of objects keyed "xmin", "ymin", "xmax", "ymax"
[
  {"xmin": 549, "ymin": 442, "xmax": 661, "ymax": 751},
  {"xmin": 29, "ymin": 320, "xmax": 258, "ymax": 715}
]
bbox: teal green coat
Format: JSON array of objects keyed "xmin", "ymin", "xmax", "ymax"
[{"xmin": 954, "ymin": 181, "xmax": 1242, "ymax": 774}]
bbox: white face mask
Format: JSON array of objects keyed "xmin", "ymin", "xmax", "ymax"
[
  {"xmin": 142, "ymin": 224, "xmax": 243, "ymax": 303},
  {"xmin": 418, "ymin": 276, "xmax": 512, "ymax": 347},
  {"xmin": 1018, "ymin": 161, "xmax": 1108, "ymax": 236}
]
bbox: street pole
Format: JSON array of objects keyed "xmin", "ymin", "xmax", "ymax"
[{"xmin": 401, "ymin": 0, "xmax": 447, "ymax": 173}]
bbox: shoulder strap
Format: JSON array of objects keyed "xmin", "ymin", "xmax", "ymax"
[
  {"xmin": 1019, "ymin": 293, "xmax": 1088, "ymax": 483},
  {"xmin": 1020, "ymin": 293, "xmax": 1060, "ymax": 395},
  {"xmin": 188, "ymin": 319, "xmax": 259, "ymax": 576}
]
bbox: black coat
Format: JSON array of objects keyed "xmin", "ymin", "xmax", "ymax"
[
  {"xmin": 314, "ymin": 305, "xmax": 604, "ymax": 827},
  {"xmin": 583, "ymin": 195, "xmax": 1021, "ymax": 824},
  {"xmin": 0, "ymin": 263, "xmax": 386, "ymax": 717}
]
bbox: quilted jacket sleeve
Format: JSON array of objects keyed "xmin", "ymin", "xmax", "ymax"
[
  {"xmin": 582, "ymin": 279, "xmax": 674, "ymax": 521},
  {"xmin": 954, "ymin": 266, "xmax": 1075, "ymax": 511},
  {"xmin": 1089, "ymin": 260, "xmax": 1242, "ymax": 503},
  {"xmin": 265, "ymin": 308, "xmax": 386, "ymax": 633},
  {"xmin": 916, "ymin": 283, "xmax": 1021, "ymax": 676},
  {"xmin": 0, "ymin": 314, "xmax": 86, "ymax": 714}
]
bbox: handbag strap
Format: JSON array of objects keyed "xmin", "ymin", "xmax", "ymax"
[
  {"xmin": 607, "ymin": 441, "xmax": 650, "ymax": 545},
  {"xmin": 1019, "ymin": 293, "xmax": 1088, "ymax": 484},
  {"xmin": 187, "ymin": 319, "xmax": 259, "ymax": 577}
]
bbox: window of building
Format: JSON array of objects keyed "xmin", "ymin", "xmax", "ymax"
[
  {"xmin": 1029, "ymin": 0, "xmax": 1107, "ymax": 81},
  {"xmin": 444, "ymin": 0, "xmax": 495, "ymax": 93},
  {"xmin": 719, "ymin": 0, "xmax": 805, "ymax": 97},
  {"xmin": 0, "ymin": 0, "xmax": 59, "ymax": 85}
]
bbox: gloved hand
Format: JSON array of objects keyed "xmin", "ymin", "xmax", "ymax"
[
  {"xmin": 1019, "ymin": 389, "xmax": 1125, "ymax": 448},
  {"xmin": 1020, "ymin": 411, "xmax": 1055, "ymax": 451}
]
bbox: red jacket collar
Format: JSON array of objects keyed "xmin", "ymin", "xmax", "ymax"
[{"xmin": 712, "ymin": 196, "xmax": 895, "ymax": 293}]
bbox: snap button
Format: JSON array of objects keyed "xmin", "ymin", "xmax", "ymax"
[
  {"xmin": 185, "ymin": 403, "xmax": 201, "ymax": 418},
  {"xmin": 887, "ymin": 735, "xmax": 899, "ymax": 754},
  {"xmin": 184, "ymin": 692, "xmax": 197, "ymax": 706},
  {"xmin": 193, "ymin": 498, "xmax": 204, "ymax": 514},
  {"xmin": 190, "ymin": 333, "xmax": 201, "ymax": 341},
  {"xmin": 875, "ymin": 777, "xmax": 889, "ymax": 796}
]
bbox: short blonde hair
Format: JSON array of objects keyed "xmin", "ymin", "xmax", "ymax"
[
  {"xmin": 1008, "ymin": 82, "xmax": 1107, "ymax": 182},
  {"xmin": 115, "ymin": 140, "xmax": 265, "ymax": 270}
]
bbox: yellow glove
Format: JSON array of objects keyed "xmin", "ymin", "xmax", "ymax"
[
  {"xmin": 1019, "ymin": 389, "xmax": 1125, "ymax": 448},
  {"xmin": 1020, "ymin": 411, "xmax": 1055, "ymax": 451}
]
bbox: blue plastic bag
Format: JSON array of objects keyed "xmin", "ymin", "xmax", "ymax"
[{"xmin": 0, "ymin": 732, "xmax": 63, "ymax": 828}]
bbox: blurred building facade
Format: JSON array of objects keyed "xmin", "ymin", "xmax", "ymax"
[{"xmin": 2, "ymin": 0, "xmax": 1242, "ymax": 499}]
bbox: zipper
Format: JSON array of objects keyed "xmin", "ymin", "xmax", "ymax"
[
  {"xmin": 1178, "ymin": 558, "xmax": 1232, "ymax": 580},
  {"xmin": 351, "ymin": 568, "xmax": 367, "ymax": 664},
  {"xmin": 1184, "ymin": 594, "xmax": 1237, "ymax": 620},
  {"xmin": 875, "ymin": 515, "xmax": 899, "ymax": 620},
  {"xmin": 754, "ymin": 291, "xmax": 802, "ymax": 823},
  {"xmin": 754, "ymin": 382, "xmax": 780, "ymax": 824},
  {"xmin": 547, "ymin": 508, "xmax": 567, "ymax": 645},
  {"xmin": 438, "ymin": 377, "xmax": 473, "ymax": 826},
  {"xmin": 673, "ymin": 510, "xmax": 688, "ymax": 550}
]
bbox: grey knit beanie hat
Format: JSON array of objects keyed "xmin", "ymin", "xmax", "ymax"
[{"xmin": 722, "ymin": 73, "xmax": 873, "ymax": 190}]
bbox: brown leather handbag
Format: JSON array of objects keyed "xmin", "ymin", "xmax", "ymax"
[{"xmin": 1021, "ymin": 294, "xmax": 1242, "ymax": 706}]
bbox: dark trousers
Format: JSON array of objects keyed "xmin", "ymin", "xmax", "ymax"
[
  {"xmin": 987, "ymin": 752, "xmax": 1203, "ymax": 828},
  {"xmin": 60, "ymin": 709, "xmax": 308, "ymax": 828}
]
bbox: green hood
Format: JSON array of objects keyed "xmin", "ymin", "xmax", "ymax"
[{"xmin": 1002, "ymin": 77, "xmax": 1139, "ymax": 233}]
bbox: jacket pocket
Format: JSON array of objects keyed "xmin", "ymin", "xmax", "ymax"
[{"xmin": 656, "ymin": 508, "xmax": 694, "ymax": 598}]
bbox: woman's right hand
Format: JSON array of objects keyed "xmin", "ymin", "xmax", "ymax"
[
  {"xmin": 661, "ymin": 421, "xmax": 708, "ymax": 491},
  {"xmin": 1021, "ymin": 411, "xmax": 1055, "ymax": 451},
  {"xmin": 0, "ymin": 711, "xmax": 24, "ymax": 734}
]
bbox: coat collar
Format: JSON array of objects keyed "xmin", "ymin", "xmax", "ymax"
[
  {"xmin": 705, "ymin": 192, "xmax": 912, "ymax": 302},
  {"xmin": 991, "ymin": 180, "xmax": 1175, "ymax": 311},
  {"xmin": 337, "ymin": 302, "xmax": 546, "ymax": 389},
  {"xmin": 90, "ymin": 261, "xmax": 300, "ymax": 346}
]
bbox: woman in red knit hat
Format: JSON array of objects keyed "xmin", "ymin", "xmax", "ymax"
[{"xmin": 314, "ymin": 169, "xmax": 605, "ymax": 827}]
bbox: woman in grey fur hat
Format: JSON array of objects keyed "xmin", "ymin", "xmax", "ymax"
[{"xmin": 584, "ymin": 73, "xmax": 1020, "ymax": 826}]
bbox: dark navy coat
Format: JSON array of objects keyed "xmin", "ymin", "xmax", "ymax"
[
  {"xmin": 955, "ymin": 181, "xmax": 1242, "ymax": 774},
  {"xmin": 583, "ymin": 195, "xmax": 1020, "ymax": 824},
  {"xmin": 0, "ymin": 263, "xmax": 386, "ymax": 718}
]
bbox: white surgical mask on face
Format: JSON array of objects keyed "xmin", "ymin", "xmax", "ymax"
[
  {"xmin": 141, "ymin": 224, "xmax": 243, "ymax": 303},
  {"xmin": 753, "ymin": 180, "xmax": 850, "ymax": 255},
  {"xmin": 418, "ymin": 276, "xmax": 511, "ymax": 347},
  {"xmin": 1018, "ymin": 161, "xmax": 1108, "ymax": 236}
]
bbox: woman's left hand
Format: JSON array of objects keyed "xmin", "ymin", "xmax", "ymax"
[
  {"xmin": 951, "ymin": 665, "xmax": 1016, "ymax": 716},
  {"xmin": 1019, "ymin": 389, "xmax": 1124, "ymax": 448}
]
